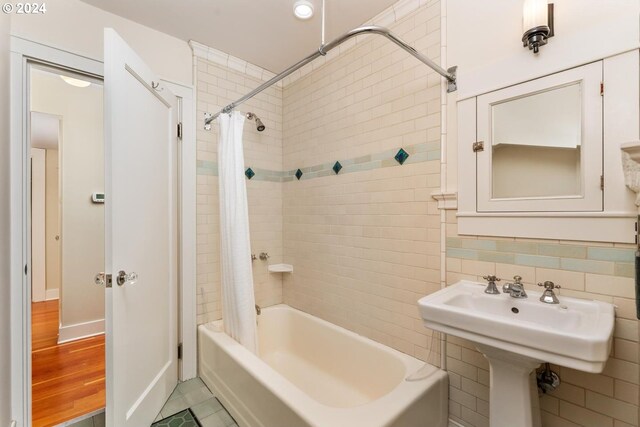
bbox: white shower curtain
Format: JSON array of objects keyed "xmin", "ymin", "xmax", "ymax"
[{"xmin": 217, "ymin": 111, "xmax": 258, "ymax": 354}]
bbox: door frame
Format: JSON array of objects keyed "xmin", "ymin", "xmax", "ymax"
[{"xmin": 9, "ymin": 36, "xmax": 197, "ymax": 427}]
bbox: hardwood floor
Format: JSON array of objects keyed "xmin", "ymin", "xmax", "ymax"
[{"xmin": 32, "ymin": 300, "xmax": 105, "ymax": 427}]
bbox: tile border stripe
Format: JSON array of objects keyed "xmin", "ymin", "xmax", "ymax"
[{"xmin": 447, "ymin": 237, "xmax": 634, "ymax": 278}]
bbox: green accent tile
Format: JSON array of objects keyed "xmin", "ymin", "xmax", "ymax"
[
  {"xmin": 460, "ymin": 239, "xmax": 497, "ymax": 251},
  {"xmin": 447, "ymin": 248, "xmax": 479, "ymax": 260},
  {"xmin": 196, "ymin": 167, "xmax": 216, "ymax": 176},
  {"xmin": 614, "ymin": 262, "xmax": 635, "ymax": 278},
  {"xmin": 332, "ymin": 161, "xmax": 343, "ymax": 174},
  {"xmin": 495, "ymin": 241, "xmax": 538, "ymax": 255},
  {"xmin": 410, "ymin": 144, "xmax": 426, "ymax": 153},
  {"xmin": 342, "ymin": 162, "xmax": 380, "ymax": 174},
  {"xmin": 394, "ymin": 148, "xmax": 409, "ymax": 165},
  {"xmin": 514, "ymin": 254, "xmax": 560, "ymax": 269},
  {"xmin": 446, "ymin": 237, "xmax": 462, "ymax": 248},
  {"xmin": 244, "ymin": 168, "xmax": 255, "ymax": 180},
  {"xmin": 295, "ymin": 169, "xmax": 303, "ymax": 180},
  {"xmin": 372, "ymin": 148, "xmax": 397, "ymax": 161},
  {"xmin": 478, "ymin": 251, "xmax": 516, "ymax": 264},
  {"xmin": 427, "ymin": 150, "xmax": 441, "ymax": 161},
  {"xmin": 404, "ymin": 151, "xmax": 430, "ymax": 164},
  {"xmin": 538, "ymin": 244, "xmax": 587, "ymax": 259},
  {"xmin": 560, "ymin": 258, "xmax": 614, "ymax": 275},
  {"xmin": 354, "ymin": 155, "xmax": 371, "ymax": 164},
  {"xmin": 196, "ymin": 160, "xmax": 218, "ymax": 176},
  {"xmin": 426, "ymin": 141, "xmax": 441, "ymax": 152},
  {"xmin": 587, "ymin": 247, "xmax": 636, "ymax": 263},
  {"xmin": 381, "ymin": 158, "xmax": 397, "ymax": 167}
]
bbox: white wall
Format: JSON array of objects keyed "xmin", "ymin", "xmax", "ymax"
[
  {"xmin": 30, "ymin": 148, "xmax": 46, "ymax": 302},
  {"xmin": 10, "ymin": 0, "xmax": 192, "ymax": 85},
  {"xmin": 31, "ymin": 69, "xmax": 105, "ymax": 340},
  {"xmin": 448, "ymin": 0, "xmax": 639, "ymax": 98},
  {"xmin": 45, "ymin": 149, "xmax": 60, "ymax": 296},
  {"xmin": 445, "ymin": 0, "xmax": 640, "ymax": 191},
  {"xmin": 0, "ymin": 9, "xmax": 11, "ymax": 427}
]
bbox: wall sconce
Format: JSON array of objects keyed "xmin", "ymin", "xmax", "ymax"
[{"xmin": 522, "ymin": 0, "xmax": 554, "ymax": 54}]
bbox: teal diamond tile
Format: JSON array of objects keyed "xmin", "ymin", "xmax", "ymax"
[
  {"xmin": 245, "ymin": 168, "xmax": 255, "ymax": 180},
  {"xmin": 394, "ymin": 148, "xmax": 409, "ymax": 165},
  {"xmin": 332, "ymin": 161, "xmax": 342, "ymax": 174},
  {"xmin": 295, "ymin": 169, "xmax": 303, "ymax": 180}
]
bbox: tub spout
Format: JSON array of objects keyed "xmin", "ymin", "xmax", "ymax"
[{"xmin": 255, "ymin": 304, "xmax": 261, "ymax": 316}]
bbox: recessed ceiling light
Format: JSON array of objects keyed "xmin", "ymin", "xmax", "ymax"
[
  {"xmin": 293, "ymin": 0, "xmax": 314, "ymax": 20},
  {"xmin": 60, "ymin": 75, "xmax": 91, "ymax": 88}
]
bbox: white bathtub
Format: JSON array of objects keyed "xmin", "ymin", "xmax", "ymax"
[{"xmin": 198, "ymin": 304, "xmax": 448, "ymax": 427}]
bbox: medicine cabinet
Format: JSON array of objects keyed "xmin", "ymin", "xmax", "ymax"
[{"xmin": 456, "ymin": 50, "xmax": 639, "ymax": 243}]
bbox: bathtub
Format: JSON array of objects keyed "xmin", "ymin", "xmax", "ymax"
[{"xmin": 198, "ymin": 304, "xmax": 448, "ymax": 427}]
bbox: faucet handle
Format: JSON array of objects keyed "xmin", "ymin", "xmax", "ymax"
[
  {"xmin": 482, "ymin": 275, "xmax": 501, "ymax": 295},
  {"xmin": 538, "ymin": 281, "xmax": 560, "ymax": 290},
  {"xmin": 512, "ymin": 275, "xmax": 523, "ymax": 284}
]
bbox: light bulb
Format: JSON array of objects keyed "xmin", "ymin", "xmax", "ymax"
[
  {"xmin": 293, "ymin": 0, "xmax": 314, "ymax": 20},
  {"xmin": 60, "ymin": 75, "xmax": 91, "ymax": 88},
  {"xmin": 523, "ymin": 0, "xmax": 548, "ymax": 33}
]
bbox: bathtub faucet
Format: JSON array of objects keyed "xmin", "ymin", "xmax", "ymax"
[{"xmin": 255, "ymin": 304, "xmax": 261, "ymax": 316}]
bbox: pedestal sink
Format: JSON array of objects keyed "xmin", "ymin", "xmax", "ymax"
[{"xmin": 418, "ymin": 280, "xmax": 615, "ymax": 427}]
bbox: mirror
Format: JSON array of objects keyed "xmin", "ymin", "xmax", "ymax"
[{"xmin": 491, "ymin": 82, "xmax": 582, "ymax": 199}]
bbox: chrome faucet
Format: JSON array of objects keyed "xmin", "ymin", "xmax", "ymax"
[
  {"xmin": 538, "ymin": 281, "xmax": 561, "ymax": 304},
  {"xmin": 482, "ymin": 275, "xmax": 501, "ymax": 294},
  {"xmin": 502, "ymin": 275, "xmax": 528, "ymax": 298}
]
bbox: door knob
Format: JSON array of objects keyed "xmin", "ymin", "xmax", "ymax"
[
  {"xmin": 116, "ymin": 270, "xmax": 138, "ymax": 286},
  {"xmin": 55, "ymin": 235, "xmax": 60, "ymax": 241}
]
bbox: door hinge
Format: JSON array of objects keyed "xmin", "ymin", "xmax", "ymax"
[
  {"xmin": 178, "ymin": 343, "xmax": 183, "ymax": 360},
  {"xmin": 472, "ymin": 141, "xmax": 484, "ymax": 152},
  {"xmin": 600, "ymin": 82, "xmax": 604, "ymax": 96},
  {"xmin": 600, "ymin": 175, "xmax": 604, "ymax": 190},
  {"xmin": 177, "ymin": 122, "xmax": 183, "ymax": 140},
  {"xmin": 24, "ymin": 264, "xmax": 28, "ymax": 275}
]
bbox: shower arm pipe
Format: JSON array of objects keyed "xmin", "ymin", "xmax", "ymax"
[{"xmin": 204, "ymin": 25, "xmax": 457, "ymax": 129}]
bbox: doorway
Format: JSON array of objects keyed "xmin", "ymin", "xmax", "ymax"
[
  {"xmin": 29, "ymin": 63, "xmax": 106, "ymax": 427},
  {"xmin": 11, "ymin": 36, "xmax": 197, "ymax": 427}
]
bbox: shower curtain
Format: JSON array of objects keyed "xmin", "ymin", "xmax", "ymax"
[{"xmin": 217, "ymin": 111, "xmax": 258, "ymax": 354}]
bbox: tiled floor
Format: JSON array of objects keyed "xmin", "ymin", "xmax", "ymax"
[
  {"xmin": 154, "ymin": 378, "xmax": 237, "ymax": 427},
  {"xmin": 58, "ymin": 409, "xmax": 104, "ymax": 427},
  {"xmin": 64, "ymin": 378, "xmax": 234, "ymax": 427}
]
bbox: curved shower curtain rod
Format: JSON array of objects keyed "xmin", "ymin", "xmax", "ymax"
[{"xmin": 204, "ymin": 25, "xmax": 457, "ymax": 130}]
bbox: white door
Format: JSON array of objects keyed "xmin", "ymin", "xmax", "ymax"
[{"xmin": 104, "ymin": 28, "xmax": 178, "ymax": 427}]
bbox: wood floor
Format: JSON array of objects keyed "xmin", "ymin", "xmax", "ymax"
[{"xmin": 32, "ymin": 300, "xmax": 105, "ymax": 427}]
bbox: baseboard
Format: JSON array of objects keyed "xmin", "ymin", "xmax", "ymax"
[
  {"xmin": 58, "ymin": 318, "xmax": 105, "ymax": 344},
  {"xmin": 45, "ymin": 288, "xmax": 59, "ymax": 300}
]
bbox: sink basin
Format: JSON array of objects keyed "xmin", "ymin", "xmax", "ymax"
[
  {"xmin": 418, "ymin": 280, "xmax": 614, "ymax": 373},
  {"xmin": 419, "ymin": 280, "xmax": 615, "ymax": 427}
]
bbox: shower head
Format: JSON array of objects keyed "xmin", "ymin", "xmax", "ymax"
[{"xmin": 246, "ymin": 112, "xmax": 266, "ymax": 132}]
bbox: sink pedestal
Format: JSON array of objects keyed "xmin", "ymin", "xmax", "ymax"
[{"xmin": 476, "ymin": 344, "xmax": 542, "ymax": 427}]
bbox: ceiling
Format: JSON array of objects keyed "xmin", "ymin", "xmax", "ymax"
[{"xmin": 79, "ymin": 0, "xmax": 399, "ymax": 72}]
